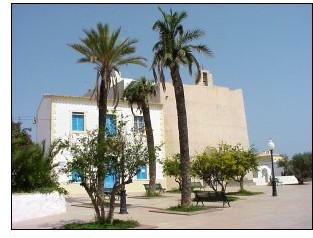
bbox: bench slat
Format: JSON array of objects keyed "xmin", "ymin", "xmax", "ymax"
[
  {"xmin": 190, "ymin": 182, "xmax": 205, "ymax": 190},
  {"xmin": 193, "ymin": 191, "xmax": 230, "ymax": 207},
  {"xmin": 143, "ymin": 183, "xmax": 166, "ymax": 193}
]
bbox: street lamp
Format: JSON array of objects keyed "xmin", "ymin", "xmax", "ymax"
[
  {"xmin": 119, "ymin": 185, "xmax": 128, "ymax": 214},
  {"xmin": 268, "ymin": 139, "xmax": 277, "ymax": 196}
]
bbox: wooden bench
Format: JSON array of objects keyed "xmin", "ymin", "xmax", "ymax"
[
  {"xmin": 193, "ymin": 190, "xmax": 230, "ymax": 207},
  {"xmin": 190, "ymin": 181, "xmax": 205, "ymax": 191},
  {"xmin": 143, "ymin": 183, "xmax": 166, "ymax": 194},
  {"xmin": 104, "ymin": 188, "xmax": 121, "ymax": 200}
]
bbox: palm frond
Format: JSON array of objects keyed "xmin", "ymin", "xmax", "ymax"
[{"xmin": 190, "ymin": 44, "xmax": 214, "ymax": 56}]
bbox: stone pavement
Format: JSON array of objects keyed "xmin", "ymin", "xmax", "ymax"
[{"xmin": 12, "ymin": 182, "xmax": 312, "ymax": 229}]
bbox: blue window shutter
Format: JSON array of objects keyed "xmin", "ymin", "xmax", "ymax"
[
  {"xmin": 105, "ymin": 114, "xmax": 116, "ymax": 136},
  {"xmin": 71, "ymin": 170, "xmax": 82, "ymax": 182},
  {"xmin": 72, "ymin": 113, "xmax": 84, "ymax": 131},
  {"xmin": 137, "ymin": 165, "xmax": 147, "ymax": 179}
]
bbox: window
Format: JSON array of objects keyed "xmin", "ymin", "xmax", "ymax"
[
  {"xmin": 106, "ymin": 114, "xmax": 116, "ymax": 137},
  {"xmin": 72, "ymin": 112, "xmax": 84, "ymax": 131},
  {"xmin": 134, "ymin": 116, "xmax": 144, "ymax": 132},
  {"xmin": 137, "ymin": 165, "xmax": 147, "ymax": 179},
  {"xmin": 202, "ymin": 72, "xmax": 208, "ymax": 86},
  {"xmin": 71, "ymin": 170, "xmax": 82, "ymax": 182}
]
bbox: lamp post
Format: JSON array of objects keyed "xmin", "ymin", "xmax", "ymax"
[
  {"xmin": 119, "ymin": 185, "xmax": 128, "ymax": 214},
  {"xmin": 268, "ymin": 139, "xmax": 277, "ymax": 196}
]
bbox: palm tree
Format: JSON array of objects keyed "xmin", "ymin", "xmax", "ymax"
[
  {"xmin": 123, "ymin": 77, "xmax": 157, "ymax": 195},
  {"xmin": 151, "ymin": 7, "xmax": 213, "ymax": 207},
  {"xmin": 69, "ymin": 22, "xmax": 146, "ymax": 222}
]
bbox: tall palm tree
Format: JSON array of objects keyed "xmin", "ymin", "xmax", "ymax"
[
  {"xmin": 151, "ymin": 8, "xmax": 213, "ymax": 207},
  {"xmin": 123, "ymin": 77, "xmax": 157, "ymax": 195},
  {"xmin": 69, "ymin": 22, "xmax": 146, "ymax": 221}
]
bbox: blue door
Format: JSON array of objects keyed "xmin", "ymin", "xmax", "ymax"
[
  {"xmin": 137, "ymin": 165, "xmax": 147, "ymax": 179},
  {"xmin": 71, "ymin": 170, "xmax": 82, "ymax": 182},
  {"xmin": 104, "ymin": 173, "xmax": 117, "ymax": 188}
]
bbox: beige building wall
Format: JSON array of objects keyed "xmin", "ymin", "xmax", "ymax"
[{"xmin": 152, "ymin": 70, "xmax": 250, "ymax": 189}]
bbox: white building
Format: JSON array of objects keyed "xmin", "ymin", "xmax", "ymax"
[
  {"xmin": 253, "ymin": 151, "xmax": 298, "ymax": 185},
  {"xmin": 36, "ymin": 82, "xmax": 166, "ymax": 193}
]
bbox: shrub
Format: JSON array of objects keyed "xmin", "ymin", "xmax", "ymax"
[{"xmin": 12, "ymin": 122, "xmax": 66, "ymax": 194}]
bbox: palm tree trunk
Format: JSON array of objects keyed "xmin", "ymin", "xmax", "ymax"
[
  {"xmin": 142, "ymin": 102, "xmax": 156, "ymax": 194},
  {"xmin": 170, "ymin": 65, "xmax": 191, "ymax": 207},
  {"xmin": 96, "ymin": 72, "xmax": 109, "ymax": 222}
]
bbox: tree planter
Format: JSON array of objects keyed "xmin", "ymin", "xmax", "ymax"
[{"xmin": 12, "ymin": 192, "xmax": 66, "ymax": 223}]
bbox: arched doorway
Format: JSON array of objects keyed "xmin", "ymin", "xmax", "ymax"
[{"xmin": 262, "ymin": 168, "xmax": 269, "ymax": 182}]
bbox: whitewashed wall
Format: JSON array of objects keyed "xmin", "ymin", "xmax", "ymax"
[
  {"xmin": 36, "ymin": 96, "xmax": 52, "ymax": 151},
  {"xmin": 37, "ymin": 90, "xmax": 165, "ymax": 186},
  {"xmin": 12, "ymin": 192, "xmax": 66, "ymax": 222},
  {"xmin": 121, "ymin": 102, "xmax": 165, "ymax": 180}
]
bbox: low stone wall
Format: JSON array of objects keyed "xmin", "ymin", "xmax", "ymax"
[
  {"xmin": 276, "ymin": 175, "xmax": 298, "ymax": 185},
  {"xmin": 253, "ymin": 175, "xmax": 299, "ymax": 186},
  {"xmin": 12, "ymin": 192, "xmax": 66, "ymax": 223}
]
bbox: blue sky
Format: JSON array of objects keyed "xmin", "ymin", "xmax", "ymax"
[{"xmin": 11, "ymin": 3, "xmax": 312, "ymax": 158}]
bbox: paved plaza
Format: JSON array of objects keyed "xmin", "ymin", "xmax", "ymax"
[{"xmin": 12, "ymin": 182, "xmax": 312, "ymax": 229}]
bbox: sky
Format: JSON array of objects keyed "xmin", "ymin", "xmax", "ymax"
[
  {"xmin": 2, "ymin": 1, "xmax": 312, "ymax": 237},
  {"xmin": 9, "ymin": 3, "xmax": 312, "ymax": 158}
]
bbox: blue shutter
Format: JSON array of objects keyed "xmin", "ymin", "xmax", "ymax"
[
  {"xmin": 104, "ymin": 156, "xmax": 118, "ymax": 188},
  {"xmin": 105, "ymin": 114, "xmax": 116, "ymax": 136},
  {"xmin": 71, "ymin": 170, "xmax": 82, "ymax": 182},
  {"xmin": 104, "ymin": 173, "xmax": 117, "ymax": 189},
  {"xmin": 72, "ymin": 113, "xmax": 84, "ymax": 131},
  {"xmin": 137, "ymin": 165, "xmax": 147, "ymax": 179}
]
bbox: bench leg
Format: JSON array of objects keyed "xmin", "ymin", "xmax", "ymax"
[{"xmin": 223, "ymin": 201, "xmax": 230, "ymax": 207}]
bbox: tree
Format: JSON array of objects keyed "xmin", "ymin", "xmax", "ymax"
[
  {"xmin": 192, "ymin": 143, "xmax": 259, "ymax": 192},
  {"xmin": 68, "ymin": 22, "xmax": 146, "ymax": 221},
  {"xmin": 231, "ymin": 144, "xmax": 258, "ymax": 191},
  {"xmin": 161, "ymin": 154, "xmax": 182, "ymax": 190},
  {"xmin": 62, "ymin": 120, "xmax": 149, "ymax": 223},
  {"xmin": 151, "ymin": 7, "xmax": 213, "ymax": 207},
  {"xmin": 12, "ymin": 122, "xmax": 65, "ymax": 194},
  {"xmin": 12, "ymin": 121, "xmax": 32, "ymax": 148},
  {"xmin": 192, "ymin": 144, "xmax": 234, "ymax": 192},
  {"xmin": 290, "ymin": 152, "xmax": 312, "ymax": 184},
  {"xmin": 123, "ymin": 77, "xmax": 158, "ymax": 195},
  {"xmin": 277, "ymin": 154, "xmax": 293, "ymax": 176}
]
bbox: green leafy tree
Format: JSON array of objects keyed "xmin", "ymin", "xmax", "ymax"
[
  {"xmin": 277, "ymin": 154, "xmax": 293, "ymax": 176},
  {"xmin": 231, "ymin": 144, "xmax": 258, "ymax": 191},
  {"xmin": 62, "ymin": 119, "xmax": 148, "ymax": 223},
  {"xmin": 123, "ymin": 77, "xmax": 157, "ymax": 195},
  {"xmin": 12, "ymin": 122, "xmax": 65, "ymax": 194},
  {"xmin": 12, "ymin": 121, "xmax": 32, "ymax": 149},
  {"xmin": 290, "ymin": 152, "xmax": 312, "ymax": 184},
  {"xmin": 161, "ymin": 154, "xmax": 182, "ymax": 190},
  {"xmin": 152, "ymin": 7, "xmax": 213, "ymax": 207},
  {"xmin": 192, "ymin": 144, "xmax": 234, "ymax": 192},
  {"xmin": 192, "ymin": 143, "xmax": 258, "ymax": 192},
  {"xmin": 69, "ymin": 22, "xmax": 146, "ymax": 221},
  {"xmin": 277, "ymin": 152, "xmax": 312, "ymax": 184}
]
